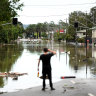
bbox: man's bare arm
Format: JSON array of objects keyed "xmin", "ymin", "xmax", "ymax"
[
  {"xmin": 38, "ymin": 59, "xmax": 40, "ymax": 71},
  {"xmin": 48, "ymin": 49, "xmax": 56, "ymax": 55}
]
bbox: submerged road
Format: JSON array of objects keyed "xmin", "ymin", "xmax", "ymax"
[{"xmin": 0, "ymin": 78, "xmax": 96, "ymax": 96}]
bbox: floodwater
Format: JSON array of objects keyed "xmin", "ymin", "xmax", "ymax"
[{"xmin": 0, "ymin": 41, "xmax": 96, "ymax": 92}]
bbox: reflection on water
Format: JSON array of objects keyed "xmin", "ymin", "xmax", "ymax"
[
  {"xmin": 0, "ymin": 44, "xmax": 23, "ymax": 90},
  {"xmin": 0, "ymin": 41, "xmax": 96, "ymax": 92}
]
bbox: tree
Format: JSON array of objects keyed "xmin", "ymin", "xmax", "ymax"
[
  {"xmin": 36, "ymin": 23, "xmax": 43, "ymax": 38},
  {"xmin": 68, "ymin": 11, "xmax": 92, "ymax": 42},
  {"xmin": 49, "ymin": 21, "xmax": 55, "ymax": 31},
  {"xmin": 0, "ymin": 0, "xmax": 23, "ymax": 43},
  {"xmin": 90, "ymin": 7, "xmax": 96, "ymax": 25},
  {"xmin": 58, "ymin": 20, "xmax": 67, "ymax": 29},
  {"xmin": 42, "ymin": 22, "xmax": 48, "ymax": 32},
  {"xmin": 25, "ymin": 24, "xmax": 36, "ymax": 38},
  {"xmin": 0, "ymin": 0, "xmax": 23, "ymax": 22},
  {"xmin": 25, "ymin": 22, "xmax": 49, "ymax": 39}
]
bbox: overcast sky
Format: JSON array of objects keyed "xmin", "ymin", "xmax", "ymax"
[{"xmin": 18, "ymin": 0, "xmax": 96, "ymax": 24}]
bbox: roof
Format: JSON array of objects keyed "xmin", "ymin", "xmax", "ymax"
[
  {"xmin": 91, "ymin": 27, "xmax": 96, "ymax": 30},
  {"xmin": 76, "ymin": 29, "xmax": 86, "ymax": 33}
]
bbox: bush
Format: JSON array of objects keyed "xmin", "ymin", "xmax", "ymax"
[{"xmin": 77, "ymin": 38, "xmax": 85, "ymax": 43}]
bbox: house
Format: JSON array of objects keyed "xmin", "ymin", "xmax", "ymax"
[
  {"xmin": 91, "ymin": 27, "xmax": 96, "ymax": 58},
  {"xmin": 76, "ymin": 29, "xmax": 86, "ymax": 38},
  {"xmin": 92, "ymin": 27, "xmax": 96, "ymax": 45}
]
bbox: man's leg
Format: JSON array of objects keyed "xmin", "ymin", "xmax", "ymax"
[
  {"xmin": 42, "ymin": 73, "xmax": 46, "ymax": 90},
  {"xmin": 48, "ymin": 71, "xmax": 55, "ymax": 90}
]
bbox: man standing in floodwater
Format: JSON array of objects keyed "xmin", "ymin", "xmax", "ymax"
[{"xmin": 38, "ymin": 48, "xmax": 56, "ymax": 91}]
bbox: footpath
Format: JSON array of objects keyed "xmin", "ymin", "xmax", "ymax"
[{"xmin": 0, "ymin": 78, "xmax": 96, "ymax": 96}]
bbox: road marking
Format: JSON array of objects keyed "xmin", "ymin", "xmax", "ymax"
[
  {"xmin": 70, "ymin": 80, "xmax": 76, "ymax": 84},
  {"xmin": 88, "ymin": 93, "xmax": 94, "ymax": 96}
]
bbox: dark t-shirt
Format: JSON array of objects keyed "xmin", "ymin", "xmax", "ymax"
[{"xmin": 40, "ymin": 53, "xmax": 54, "ymax": 73}]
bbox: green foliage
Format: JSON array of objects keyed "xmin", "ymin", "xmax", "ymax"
[
  {"xmin": 67, "ymin": 25, "xmax": 75, "ymax": 41},
  {"xmin": 67, "ymin": 11, "xmax": 93, "ymax": 42},
  {"xmin": 66, "ymin": 34, "xmax": 74, "ymax": 42},
  {"xmin": 0, "ymin": 0, "xmax": 23, "ymax": 43},
  {"xmin": 77, "ymin": 38, "xmax": 85, "ymax": 43},
  {"xmin": 41, "ymin": 32, "xmax": 47, "ymax": 38},
  {"xmin": 25, "ymin": 23, "xmax": 48, "ymax": 38},
  {"xmin": 54, "ymin": 31, "xmax": 66, "ymax": 41},
  {"xmin": 0, "ymin": 23, "xmax": 24, "ymax": 43},
  {"xmin": 0, "ymin": 0, "xmax": 23, "ymax": 22},
  {"xmin": 25, "ymin": 21, "xmax": 67, "ymax": 40},
  {"xmin": 0, "ymin": 0, "xmax": 12, "ymax": 21},
  {"xmin": 25, "ymin": 24, "xmax": 36, "ymax": 38},
  {"xmin": 90, "ymin": 7, "xmax": 96, "ymax": 25}
]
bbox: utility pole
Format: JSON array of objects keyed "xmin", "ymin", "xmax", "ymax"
[
  {"xmin": 74, "ymin": 21, "xmax": 78, "ymax": 71},
  {"xmin": 47, "ymin": 24, "xmax": 50, "ymax": 40},
  {"xmin": 85, "ymin": 11, "xmax": 88, "ymax": 78},
  {"xmin": 85, "ymin": 12, "xmax": 88, "ymax": 59},
  {"xmin": 65, "ymin": 18, "xmax": 68, "ymax": 64},
  {"xmin": 66, "ymin": 18, "xmax": 67, "ymax": 43},
  {"xmin": 93, "ymin": 8, "xmax": 96, "ymax": 24}
]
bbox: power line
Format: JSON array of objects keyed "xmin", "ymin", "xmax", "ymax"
[
  {"xmin": 19, "ymin": 11, "xmax": 96, "ymax": 26},
  {"xmin": 24, "ymin": 2, "xmax": 96, "ymax": 7},
  {"xmin": 20, "ymin": 14, "xmax": 68, "ymax": 17}
]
